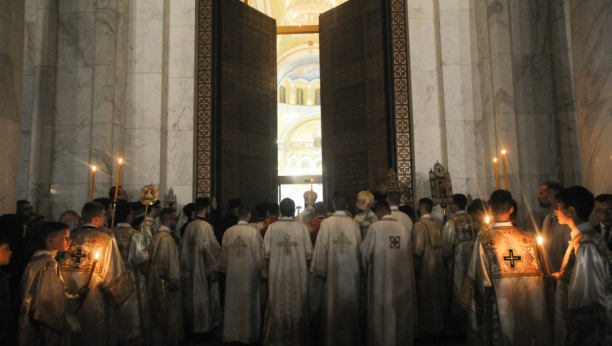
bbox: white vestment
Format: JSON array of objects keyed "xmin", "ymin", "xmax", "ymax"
[
  {"xmin": 140, "ymin": 217, "xmax": 158, "ymax": 249},
  {"xmin": 310, "ymin": 211, "xmax": 363, "ymax": 346},
  {"xmin": 541, "ymin": 213, "xmax": 571, "ymax": 273},
  {"xmin": 19, "ymin": 251, "xmax": 81, "ymax": 346},
  {"xmin": 220, "ymin": 222, "xmax": 266, "ymax": 343},
  {"xmin": 180, "ymin": 217, "xmax": 222, "ymax": 334},
  {"xmin": 554, "ymin": 223, "xmax": 612, "ymax": 346},
  {"xmin": 113, "ymin": 223, "xmax": 150, "ymax": 344},
  {"xmin": 297, "ymin": 206, "xmax": 315, "ymax": 225},
  {"xmin": 262, "ymin": 217, "xmax": 313, "ymax": 346},
  {"xmin": 459, "ymin": 222, "xmax": 553, "ymax": 346},
  {"xmin": 354, "ymin": 209, "xmax": 378, "ymax": 238},
  {"xmin": 391, "ymin": 206, "xmax": 418, "ymax": 331},
  {"xmin": 148, "ymin": 225, "xmax": 184, "ymax": 346},
  {"xmin": 442, "ymin": 212, "xmax": 473, "ymax": 317},
  {"xmin": 361, "ymin": 215, "xmax": 415, "ymax": 346},
  {"xmin": 60, "ymin": 226, "xmax": 135, "ymax": 346}
]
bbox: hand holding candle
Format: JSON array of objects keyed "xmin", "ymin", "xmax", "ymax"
[
  {"xmin": 89, "ymin": 166, "xmax": 96, "ymax": 202},
  {"xmin": 85, "ymin": 252, "xmax": 100, "ymax": 287},
  {"xmin": 501, "ymin": 150, "xmax": 508, "ymax": 190},
  {"xmin": 537, "ymin": 236, "xmax": 551, "ymax": 275}
]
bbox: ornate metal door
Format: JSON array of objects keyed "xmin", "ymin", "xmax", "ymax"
[
  {"xmin": 195, "ymin": 0, "xmax": 277, "ymax": 211},
  {"xmin": 320, "ymin": 0, "xmax": 413, "ymax": 208}
]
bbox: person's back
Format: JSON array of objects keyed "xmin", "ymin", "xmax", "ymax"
[
  {"xmin": 361, "ymin": 202, "xmax": 414, "ymax": 346},
  {"xmin": 221, "ymin": 208, "xmax": 265, "ymax": 344}
]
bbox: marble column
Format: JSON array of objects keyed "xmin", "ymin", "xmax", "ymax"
[
  {"xmin": 569, "ymin": 0, "xmax": 612, "ymax": 194},
  {"xmin": 0, "ymin": 0, "xmax": 25, "ymax": 214}
]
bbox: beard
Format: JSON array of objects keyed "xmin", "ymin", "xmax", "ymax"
[{"xmin": 538, "ymin": 199, "xmax": 549, "ymax": 208}]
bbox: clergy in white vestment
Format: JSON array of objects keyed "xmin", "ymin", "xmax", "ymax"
[
  {"xmin": 112, "ymin": 200, "xmax": 151, "ymax": 344},
  {"xmin": 18, "ymin": 222, "xmax": 88, "ymax": 346},
  {"xmin": 459, "ymin": 190, "xmax": 552, "ymax": 346},
  {"xmin": 442, "ymin": 194, "xmax": 473, "ymax": 335},
  {"xmin": 552, "ymin": 186, "xmax": 612, "ymax": 346},
  {"xmin": 148, "ymin": 208, "xmax": 184, "ymax": 346},
  {"xmin": 59, "ymin": 202, "xmax": 135, "ymax": 346},
  {"xmin": 180, "ymin": 197, "xmax": 222, "ymax": 335},
  {"xmin": 361, "ymin": 201, "xmax": 415, "ymax": 346},
  {"xmin": 140, "ymin": 200, "xmax": 161, "ymax": 249},
  {"xmin": 413, "ymin": 198, "xmax": 447, "ymax": 337},
  {"xmin": 310, "ymin": 193, "xmax": 363, "ymax": 346},
  {"xmin": 537, "ymin": 182, "xmax": 571, "ymax": 273},
  {"xmin": 262, "ymin": 198, "xmax": 313, "ymax": 346},
  {"xmin": 386, "ymin": 191, "xmax": 418, "ymax": 333},
  {"xmin": 220, "ymin": 205, "xmax": 266, "ymax": 344},
  {"xmin": 354, "ymin": 190, "xmax": 379, "ymax": 238},
  {"xmin": 296, "ymin": 190, "xmax": 317, "ymax": 225}
]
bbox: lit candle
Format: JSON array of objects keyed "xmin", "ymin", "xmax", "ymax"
[
  {"xmin": 113, "ymin": 159, "xmax": 123, "ymax": 200},
  {"xmin": 90, "ymin": 166, "xmax": 96, "ymax": 202},
  {"xmin": 485, "ymin": 216, "xmax": 491, "ymax": 226},
  {"xmin": 85, "ymin": 252, "xmax": 100, "ymax": 287},
  {"xmin": 537, "ymin": 236, "xmax": 551, "ymax": 275},
  {"xmin": 493, "ymin": 158, "xmax": 500, "ymax": 190},
  {"xmin": 310, "ymin": 178, "xmax": 314, "ymax": 191},
  {"xmin": 501, "ymin": 150, "xmax": 508, "ymax": 190}
]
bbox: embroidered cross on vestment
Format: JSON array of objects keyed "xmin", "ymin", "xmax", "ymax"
[
  {"xmin": 277, "ymin": 234, "xmax": 298, "ymax": 255},
  {"xmin": 333, "ymin": 232, "xmax": 353, "ymax": 255},
  {"xmin": 230, "ymin": 236, "xmax": 248, "ymax": 257}
]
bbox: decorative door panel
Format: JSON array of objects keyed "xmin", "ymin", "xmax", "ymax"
[
  {"xmin": 196, "ymin": 0, "xmax": 277, "ymax": 212},
  {"xmin": 320, "ymin": 0, "xmax": 413, "ymax": 209}
]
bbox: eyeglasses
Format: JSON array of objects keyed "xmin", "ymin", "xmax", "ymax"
[{"xmin": 595, "ymin": 208, "xmax": 612, "ymax": 216}]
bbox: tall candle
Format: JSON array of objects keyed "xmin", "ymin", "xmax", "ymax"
[
  {"xmin": 537, "ymin": 236, "xmax": 551, "ymax": 275},
  {"xmin": 85, "ymin": 252, "xmax": 100, "ymax": 287},
  {"xmin": 310, "ymin": 178, "xmax": 314, "ymax": 191},
  {"xmin": 89, "ymin": 166, "xmax": 96, "ymax": 202},
  {"xmin": 501, "ymin": 150, "xmax": 508, "ymax": 190},
  {"xmin": 493, "ymin": 158, "xmax": 500, "ymax": 190},
  {"xmin": 114, "ymin": 159, "xmax": 123, "ymax": 199}
]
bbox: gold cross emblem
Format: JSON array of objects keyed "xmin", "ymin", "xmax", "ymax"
[
  {"xmin": 333, "ymin": 232, "xmax": 353, "ymax": 255},
  {"xmin": 503, "ymin": 249, "xmax": 522, "ymax": 268},
  {"xmin": 277, "ymin": 234, "xmax": 298, "ymax": 255},
  {"xmin": 230, "ymin": 236, "xmax": 248, "ymax": 257}
]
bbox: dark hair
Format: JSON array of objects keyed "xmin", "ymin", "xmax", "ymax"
[
  {"xmin": 16, "ymin": 200, "xmax": 30, "ymax": 207},
  {"xmin": 595, "ymin": 194, "xmax": 612, "ymax": 204},
  {"xmin": 510, "ymin": 199, "xmax": 518, "ymax": 221},
  {"xmin": 373, "ymin": 193, "xmax": 385, "ymax": 202},
  {"xmin": 280, "ymin": 198, "xmax": 295, "ymax": 217},
  {"xmin": 182, "ymin": 203, "xmax": 195, "ymax": 218},
  {"xmin": 115, "ymin": 200, "xmax": 133, "ymax": 223},
  {"xmin": 314, "ymin": 201, "xmax": 328, "ymax": 215},
  {"xmin": 160, "ymin": 207, "xmax": 176, "ymax": 224},
  {"xmin": 387, "ymin": 191, "xmax": 401, "ymax": 206},
  {"xmin": 81, "ymin": 202, "xmax": 106, "ymax": 223},
  {"xmin": 418, "ymin": 198, "xmax": 434, "ymax": 213},
  {"xmin": 195, "ymin": 203, "xmax": 209, "ymax": 214},
  {"xmin": 542, "ymin": 181, "xmax": 564, "ymax": 198},
  {"xmin": 467, "ymin": 198, "xmax": 487, "ymax": 214},
  {"xmin": 267, "ymin": 202, "xmax": 280, "ymax": 216},
  {"xmin": 93, "ymin": 197, "xmax": 112, "ymax": 210},
  {"xmin": 108, "ymin": 186, "xmax": 124, "ymax": 199},
  {"xmin": 399, "ymin": 205, "xmax": 414, "ymax": 219},
  {"xmin": 488, "ymin": 190, "xmax": 513, "ymax": 214},
  {"xmin": 333, "ymin": 193, "xmax": 348, "ymax": 210},
  {"xmin": 238, "ymin": 205, "xmax": 251, "ymax": 219},
  {"xmin": 557, "ymin": 186, "xmax": 595, "ymax": 222},
  {"xmin": 146, "ymin": 200, "xmax": 161, "ymax": 215},
  {"xmin": 374, "ymin": 201, "xmax": 392, "ymax": 214},
  {"xmin": 0, "ymin": 232, "xmax": 8, "ymax": 247},
  {"xmin": 31, "ymin": 222, "xmax": 69, "ymax": 250},
  {"xmin": 452, "ymin": 194, "xmax": 468, "ymax": 210},
  {"xmin": 256, "ymin": 202, "xmax": 268, "ymax": 220}
]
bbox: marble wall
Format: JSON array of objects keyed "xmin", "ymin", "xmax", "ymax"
[
  {"xmin": 0, "ymin": 0, "xmax": 25, "ymax": 215},
  {"xmin": 569, "ymin": 0, "xmax": 612, "ymax": 195}
]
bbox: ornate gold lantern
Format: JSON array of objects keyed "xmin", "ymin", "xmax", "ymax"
[
  {"xmin": 139, "ymin": 184, "xmax": 158, "ymax": 232},
  {"xmin": 164, "ymin": 187, "xmax": 177, "ymax": 210},
  {"xmin": 380, "ymin": 168, "xmax": 410, "ymax": 198},
  {"xmin": 429, "ymin": 162, "xmax": 453, "ymax": 219}
]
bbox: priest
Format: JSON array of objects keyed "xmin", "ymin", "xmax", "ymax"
[
  {"xmin": 442, "ymin": 194, "xmax": 472, "ymax": 336},
  {"xmin": 468, "ymin": 199, "xmax": 488, "ymax": 238},
  {"xmin": 459, "ymin": 190, "xmax": 552, "ymax": 345},
  {"xmin": 148, "ymin": 208, "xmax": 184, "ymax": 346},
  {"xmin": 297, "ymin": 190, "xmax": 318, "ymax": 225},
  {"xmin": 307, "ymin": 201, "xmax": 327, "ymax": 245},
  {"xmin": 354, "ymin": 190, "xmax": 378, "ymax": 238},
  {"xmin": 259, "ymin": 202, "xmax": 280, "ymax": 237},
  {"xmin": 413, "ymin": 198, "xmax": 446, "ymax": 337},
  {"xmin": 310, "ymin": 193, "xmax": 362, "ymax": 346},
  {"xmin": 249, "ymin": 202, "xmax": 269, "ymax": 231},
  {"xmin": 262, "ymin": 198, "xmax": 313, "ymax": 346},
  {"xmin": 113, "ymin": 200, "xmax": 150, "ymax": 344},
  {"xmin": 180, "ymin": 197, "xmax": 222, "ymax": 337},
  {"xmin": 220, "ymin": 205, "xmax": 266, "ymax": 344},
  {"xmin": 141, "ymin": 200, "xmax": 161, "ymax": 248},
  {"xmin": 59, "ymin": 202, "xmax": 135, "ymax": 346},
  {"xmin": 552, "ymin": 186, "xmax": 612, "ymax": 346},
  {"xmin": 361, "ymin": 201, "xmax": 415, "ymax": 346},
  {"xmin": 536, "ymin": 181, "xmax": 571, "ymax": 273}
]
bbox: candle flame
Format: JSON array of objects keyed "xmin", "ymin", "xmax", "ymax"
[
  {"xmin": 311, "ymin": 179, "xmax": 313, "ymax": 182},
  {"xmin": 118, "ymin": 158, "xmax": 123, "ymax": 164},
  {"xmin": 92, "ymin": 166, "xmax": 96, "ymax": 172},
  {"xmin": 501, "ymin": 150, "xmax": 506, "ymax": 154},
  {"xmin": 95, "ymin": 252, "xmax": 100, "ymax": 259},
  {"xmin": 537, "ymin": 236, "xmax": 543, "ymax": 245},
  {"xmin": 493, "ymin": 158, "xmax": 497, "ymax": 162},
  {"xmin": 485, "ymin": 216, "xmax": 490, "ymax": 224}
]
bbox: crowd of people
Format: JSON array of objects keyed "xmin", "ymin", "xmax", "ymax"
[{"xmin": 0, "ymin": 182, "xmax": 611, "ymax": 346}]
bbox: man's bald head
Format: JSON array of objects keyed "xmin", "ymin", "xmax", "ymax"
[{"xmin": 59, "ymin": 210, "xmax": 82, "ymax": 233}]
